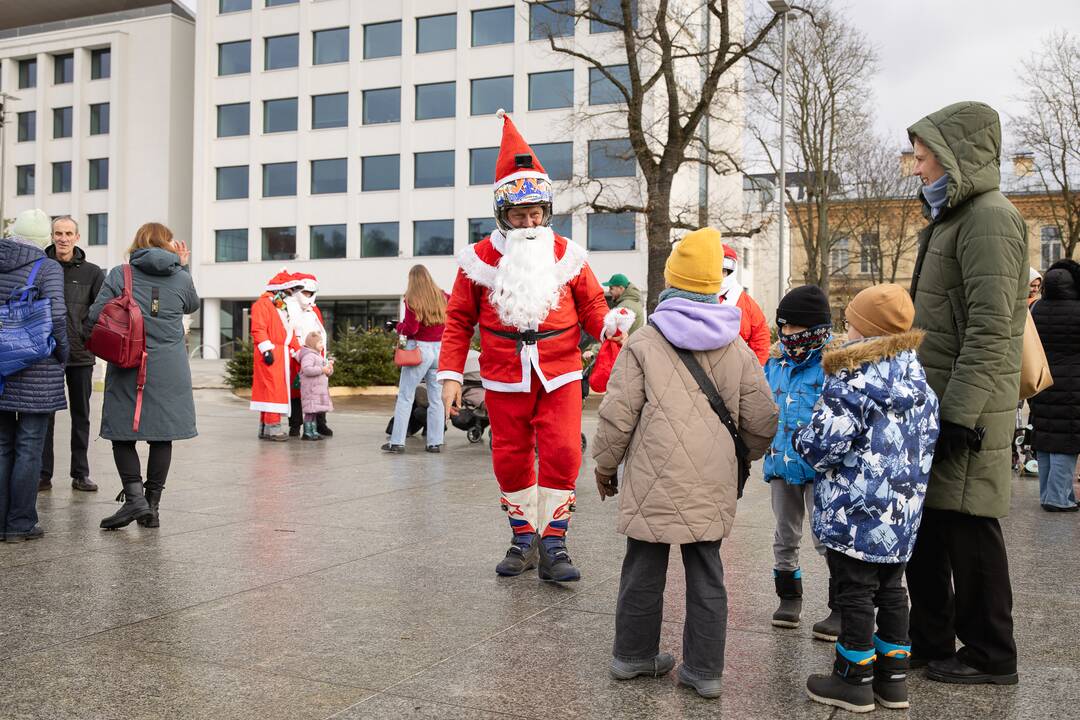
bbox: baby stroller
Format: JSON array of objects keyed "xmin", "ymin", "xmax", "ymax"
[
  {"xmin": 451, "ymin": 351, "xmax": 491, "ymax": 444},
  {"xmin": 384, "ymin": 383, "xmax": 435, "ymax": 439},
  {"xmin": 1013, "ymin": 404, "xmax": 1038, "ymax": 476}
]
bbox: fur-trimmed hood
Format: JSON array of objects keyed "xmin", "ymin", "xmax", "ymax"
[{"xmin": 823, "ymin": 330, "xmax": 924, "ymax": 375}]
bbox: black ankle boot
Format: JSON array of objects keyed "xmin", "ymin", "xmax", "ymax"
[
  {"xmin": 138, "ymin": 489, "xmax": 162, "ymax": 528},
  {"xmin": 538, "ymin": 536, "xmax": 580, "ymax": 582},
  {"xmin": 812, "ymin": 577, "xmax": 842, "ymax": 641},
  {"xmin": 100, "ymin": 481, "xmax": 153, "ymax": 530},
  {"xmin": 315, "ymin": 413, "xmax": 333, "ymax": 437},
  {"xmin": 873, "ymin": 654, "xmax": 910, "ymax": 709},
  {"xmin": 772, "ymin": 570, "xmax": 803, "ymax": 628},
  {"xmin": 495, "ymin": 534, "xmax": 538, "ymax": 576},
  {"xmin": 806, "ymin": 652, "xmax": 875, "ymax": 713}
]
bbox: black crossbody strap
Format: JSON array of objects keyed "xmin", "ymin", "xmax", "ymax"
[{"xmin": 648, "ymin": 320, "xmax": 751, "ymax": 497}]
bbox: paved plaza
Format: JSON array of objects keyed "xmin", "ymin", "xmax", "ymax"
[{"xmin": 1, "ymin": 389, "xmax": 1078, "ymax": 719}]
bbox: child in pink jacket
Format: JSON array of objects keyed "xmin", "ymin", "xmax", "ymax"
[{"xmin": 298, "ymin": 331, "xmax": 334, "ymax": 441}]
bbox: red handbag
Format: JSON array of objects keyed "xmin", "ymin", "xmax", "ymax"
[
  {"xmin": 394, "ymin": 342, "xmax": 422, "ymax": 367},
  {"xmin": 86, "ymin": 264, "xmax": 149, "ymax": 431}
]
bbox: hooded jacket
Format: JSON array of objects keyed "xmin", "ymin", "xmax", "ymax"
[
  {"xmin": 45, "ymin": 244, "xmax": 105, "ymax": 367},
  {"xmin": 794, "ymin": 331, "xmax": 940, "ymax": 564},
  {"xmin": 591, "ymin": 298, "xmax": 779, "ymax": 544},
  {"xmin": 0, "ymin": 238, "xmax": 69, "ymax": 413},
  {"xmin": 907, "ymin": 102, "xmax": 1028, "ymax": 519},
  {"xmin": 1028, "ymin": 261, "xmax": 1080, "ymax": 454},
  {"xmin": 762, "ymin": 339, "xmax": 834, "ymax": 485},
  {"xmin": 611, "ymin": 283, "xmax": 645, "ymax": 335}
]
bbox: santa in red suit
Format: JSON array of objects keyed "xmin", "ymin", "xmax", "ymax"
[
  {"xmin": 286, "ymin": 272, "xmax": 334, "ymax": 438},
  {"xmin": 250, "ymin": 270, "xmax": 302, "ymax": 441},
  {"xmin": 720, "ymin": 243, "xmax": 770, "ymax": 365},
  {"xmin": 438, "ymin": 110, "xmax": 623, "ymax": 582}
]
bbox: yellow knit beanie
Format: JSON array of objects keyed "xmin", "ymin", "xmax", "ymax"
[{"xmin": 664, "ymin": 227, "xmax": 724, "ymax": 295}]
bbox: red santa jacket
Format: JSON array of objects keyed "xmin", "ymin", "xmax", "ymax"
[
  {"xmin": 721, "ymin": 284, "xmax": 770, "ymax": 365},
  {"xmin": 250, "ymin": 293, "xmax": 301, "ymax": 414},
  {"xmin": 437, "ymin": 231, "xmax": 609, "ymax": 393}
]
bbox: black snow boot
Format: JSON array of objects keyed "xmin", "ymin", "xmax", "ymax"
[
  {"xmin": 315, "ymin": 413, "xmax": 333, "ymax": 437},
  {"xmin": 289, "ymin": 399, "xmax": 303, "ymax": 437},
  {"xmin": 137, "ymin": 488, "xmax": 162, "ymax": 528},
  {"xmin": 772, "ymin": 570, "xmax": 803, "ymax": 628},
  {"xmin": 100, "ymin": 481, "xmax": 153, "ymax": 530},
  {"xmin": 812, "ymin": 577, "xmax": 842, "ymax": 641},
  {"xmin": 538, "ymin": 536, "xmax": 580, "ymax": 582},
  {"xmin": 873, "ymin": 654, "xmax": 910, "ymax": 709},
  {"xmin": 806, "ymin": 652, "xmax": 875, "ymax": 713},
  {"xmin": 495, "ymin": 533, "xmax": 538, "ymax": 576}
]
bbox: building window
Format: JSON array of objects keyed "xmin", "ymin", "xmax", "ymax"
[
  {"xmin": 588, "ymin": 213, "xmax": 635, "ymax": 251},
  {"xmin": 361, "ymin": 154, "xmax": 400, "ymax": 191},
  {"xmin": 90, "ymin": 48, "xmax": 111, "ymax": 79},
  {"xmin": 534, "ymin": 142, "xmax": 573, "ymax": 181},
  {"xmin": 266, "ymin": 0, "xmax": 298, "ymax": 7},
  {"xmin": 362, "ymin": 87, "xmax": 401, "ymax": 125},
  {"xmin": 469, "ymin": 147, "xmax": 498, "ymax": 186},
  {"xmin": 311, "ymin": 224, "xmax": 347, "ymax": 260},
  {"xmin": 311, "ymin": 158, "xmax": 347, "ymax": 194},
  {"xmin": 1041, "ymin": 225, "xmax": 1063, "ymax": 269},
  {"xmin": 471, "ymin": 76, "xmax": 513, "ymax": 116},
  {"xmin": 53, "ymin": 53, "xmax": 74, "ymax": 84},
  {"xmin": 830, "ymin": 236, "xmax": 850, "ymax": 273},
  {"xmin": 262, "ymin": 226, "xmax": 296, "ymax": 261},
  {"xmin": 90, "ymin": 103, "xmax": 110, "ymax": 135},
  {"xmin": 529, "ymin": 70, "xmax": 573, "ymax": 110},
  {"xmin": 416, "ymin": 81, "xmax": 456, "ymax": 120},
  {"xmin": 417, "ymin": 14, "xmax": 456, "ymax": 54},
  {"xmin": 262, "ymin": 162, "xmax": 297, "ymax": 197},
  {"xmin": 313, "ymin": 27, "xmax": 349, "ymax": 65},
  {"xmin": 414, "ymin": 150, "xmax": 455, "ymax": 189},
  {"xmin": 218, "ymin": 40, "xmax": 251, "ymax": 75},
  {"xmin": 551, "ymin": 213, "xmax": 573, "ymax": 238},
  {"xmin": 472, "ymin": 6, "xmax": 514, "ymax": 47},
  {"xmin": 414, "ymin": 220, "xmax": 454, "ymax": 256},
  {"xmin": 216, "ymin": 166, "xmax": 249, "ymax": 200},
  {"xmin": 16, "ymin": 165, "xmax": 35, "ymax": 196},
  {"xmin": 265, "ymin": 34, "xmax": 299, "ymax": 71},
  {"xmin": 311, "ymin": 93, "xmax": 347, "ymax": 129},
  {"xmin": 530, "ymin": 0, "xmax": 575, "ymax": 40},
  {"xmin": 52, "ymin": 162, "xmax": 72, "ymax": 194},
  {"xmin": 589, "ymin": 138, "xmax": 635, "ymax": 178},
  {"xmin": 361, "ymin": 222, "xmax": 399, "ymax": 257},
  {"xmin": 859, "ymin": 233, "xmax": 879, "ymax": 275},
  {"xmin": 215, "ymin": 228, "xmax": 248, "ymax": 262},
  {"xmin": 589, "ymin": 65, "xmax": 630, "ymax": 105},
  {"xmin": 364, "ymin": 20, "xmax": 402, "ymax": 59},
  {"xmin": 88, "ymin": 213, "xmax": 108, "ymax": 246},
  {"xmin": 591, "ymin": 0, "xmax": 638, "ymax": 33},
  {"xmin": 53, "ymin": 107, "xmax": 73, "ymax": 139},
  {"xmin": 219, "ymin": 0, "xmax": 251, "ymax": 13},
  {"xmin": 469, "ymin": 217, "xmax": 497, "ymax": 244},
  {"xmin": 17, "ymin": 111, "xmax": 35, "ymax": 142},
  {"xmin": 88, "ymin": 158, "xmax": 109, "ymax": 191},
  {"xmin": 18, "ymin": 58, "xmax": 37, "ymax": 89},
  {"xmin": 263, "ymin": 97, "xmax": 298, "ymax": 133},
  {"xmin": 217, "ymin": 102, "xmax": 249, "ymax": 137}
]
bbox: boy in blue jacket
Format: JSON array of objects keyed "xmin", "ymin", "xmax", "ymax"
[
  {"xmin": 794, "ymin": 284, "xmax": 940, "ymax": 713},
  {"xmin": 763, "ymin": 285, "xmax": 838, "ymax": 638}
]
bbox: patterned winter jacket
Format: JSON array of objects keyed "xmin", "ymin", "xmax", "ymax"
[
  {"xmin": 793, "ymin": 331, "xmax": 940, "ymax": 564},
  {"xmin": 763, "ymin": 340, "xmax": 830, "ymax": 485}
]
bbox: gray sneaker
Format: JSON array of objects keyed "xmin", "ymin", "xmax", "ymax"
[
  {"xmin": 676, "ymin": 664, "xmax": 723, "ymax": 698},
  {"xmin": 610, "ymin": 653, "xmax": 675, "ymax": 680}
]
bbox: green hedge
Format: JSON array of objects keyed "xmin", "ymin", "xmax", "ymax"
[{"xmin": 223, "ymin": 328, "xmax": 401, "ymax": 389}]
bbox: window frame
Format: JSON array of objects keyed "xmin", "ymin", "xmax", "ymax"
[
  {"xmin": 90, "ymin": 47, "xmax": 111, "ymax": 80},
  {"xmin": 215, "ymin": 228, "xmax": 249, "ymax": 262},
  {"xmin": 216, "ymin": 102, "xmax": 250, "ymax": 138},
  {"xmin": 310, "ymin": 158, "xmax": 348, "ymax": 195},
  {"xmin": 469, "ymin": 147, "xmax": 499, "ymax": 186},
  {"xmin": 361, "ymin": 222, "xmax": 400, "ymax": 258},
  {"xmin": 310, "ymin": 93, "xmax": 348, "ymax": 130},
  {"xmin": 362, "ymin": 86, "xmax": 401, "ymax": 125},
  {"xmin": 363, "ymin": 20, "xmax": 402, "ymax": 59},
  {"xmin": 588, "ymin": 138, "xmax": 636, "ymax": 178},
  {"xmin": 16, "ymin": 165, "xmax": 35, "ymax": 196},
  {"xmin": 529, "ymin": 0, "xmax": 575, "ymax": 41},
  {"xmin": 361, "ymin": 154, "xmax": 401, "ymax": 192},
  {"xmin": 263, "ymin": 97, "xmax": 299, "ymax": 134},
  {"xmin": 88, "ymin": 213, "xmax": 109, "ymax": 246},
  {"xmin": 52, "ymin": 161, "xmax": 72, "ymax": 194},
  {"xmin": 52, "ymin": 106, "xmax": 73, "ymax": 139},
  {"xmin": 264, "ymin": 33, "xmax": 300, "ymax": 71},
  {"xmin": 310, "ymin": 224, "xmax": 348, "ymax": 260},
  {"xmin": 414, "ymin": 150, "xmax": 456, "ymax": 189},
  {"xmin": 471, "ymin": 6, "xmax": 515, "ymax": 47},
  {"xmin": 313, "ymin": 27, "xmax": 349, "ymax": 65},
  {"xmin": 413, "ymin": 219, "xmax": 455, "ymax": 257},
  {"xmin": 587, "ymin": 213, "xmax": 636, "ymax": 251},
  {"xmin": 528, "ymin": 69, "xmax": 574, "ymax": 111},
  {"xmin": 415, "ymin": 81, "xmax": 457, "ymax": 121},
  {"xmin": 262, "ymin": 161, "xmax": 298, "ymax": 198},
  {"xmin": 88, "ymin": 158, "xmax": 109, "ymax": 191},
  {"xmin": 261, "ymin": 226, "xmax": 297, "ymax": 262},
  {"xmin": 416, "ymin": 13, "xmax": 457, "ymax": 54},
  {"xmin": 53, "ymin": 53, "xmax": 74, "ymax": 84},
  {"xmin": 16, "ymin": 111, "xmax": 36, "ymax": 142},
  {"xmin": 215, "ymin": 165, "xmax": 250, "ymax": 200},
  {"xmin": 18, "ymin": 58, "xmax": 37, "ymax": 89},
  {"xmin": 89, "ymin": 102, "xmax": 111, "ymax": 136},
  {"xmin": 470, "ymin": 76, "xmax": 514, "ymax": 116},
  {"xmin": 589, "ymin": 64, "xmax": 631, "ymax": 105},
  {"xmin": 218, "ymin": 40, "xmax": 251, "ymax": 76},
  {"xmin": 533, "ymin": 141, "xmax": 573, "ymax": 181}
]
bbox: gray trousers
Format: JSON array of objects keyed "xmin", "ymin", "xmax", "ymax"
[{"xmin": 770, "ymin": 478, "xmax": 824, "ymax": 572}]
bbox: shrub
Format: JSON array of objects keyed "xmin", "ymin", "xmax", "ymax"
[
  {"xmin": 329, "ymin": 327, "xmax": 400, "ymax": 387},
  {"xmin": 224, "ymin": 339, "xmax": 254, "ymax": 389}
]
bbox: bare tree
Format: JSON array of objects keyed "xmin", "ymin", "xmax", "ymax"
[
  {"xmin": 747, "ymin": 0, "xmax": 877, "ymax": 295},
  {"xmin": 1013, "ymin": 31, "xmax": 1080, "ymax": 260},
  {"xmin": 535, "ymin": 0, "xmax": 782, "ymax": 310}
]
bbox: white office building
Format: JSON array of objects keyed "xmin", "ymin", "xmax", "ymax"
[
  {"xmin": 192, "ymin": 0, "xmax": 746, "ymax": 357},
  {"xmin": 0, "ymin": 1, "xmax": 195, "ymax": 271}
]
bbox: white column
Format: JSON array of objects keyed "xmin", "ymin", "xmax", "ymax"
[{"xmin": 201, "ymin": 297, "xmax": 221, "ymax": 359}]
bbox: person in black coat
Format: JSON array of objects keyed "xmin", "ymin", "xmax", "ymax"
[{"xmin": 1028, "ymin": 259, "xmax": 1080, "ymax": 512}]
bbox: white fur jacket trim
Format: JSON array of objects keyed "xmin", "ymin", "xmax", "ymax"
[
  {"xmin": 456, "ymin": 238, "xmax": 589, "ymax": 291},
  {"xmin": 602, "ymin": 307, "xmax": 636, "ymax": 340}
]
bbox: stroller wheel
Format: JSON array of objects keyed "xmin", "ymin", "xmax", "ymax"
[{"xmin": 466, "ymin": 425, "xmax": 482, "ymax": 444}]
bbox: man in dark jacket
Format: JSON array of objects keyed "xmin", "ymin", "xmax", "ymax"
[
  {"xmin": 906, "ymin": 102, "xmax": 1026, "ymax": 686},
  {"xmin": 40, "ymin": 216, "xmax": 104, "ymax": 493}
]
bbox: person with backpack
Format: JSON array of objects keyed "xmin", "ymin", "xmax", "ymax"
[
  {"xmin": 88, "ymin": 222, "xmax": 200, "ymax": 530},
  {"xmin": 0, "ymin": 209, "xmax": 69, "ymax": 542}
]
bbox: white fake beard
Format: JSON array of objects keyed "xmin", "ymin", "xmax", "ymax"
[{"xmin": 489, "ymin": 227, "xmax": 562, "ymax": 330}]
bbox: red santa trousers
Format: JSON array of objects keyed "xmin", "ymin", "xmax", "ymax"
[{"xmin": 485, "ymin": 374, "xmax": 582, "ymax": 494}]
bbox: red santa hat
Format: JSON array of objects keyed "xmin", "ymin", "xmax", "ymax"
[
  {"xmin": 265, "ymin": 268, "xmax": 296, "ymax": 292},
  {"xmin": 291, "ymin": 272, "xmax": 318, "ymax": 293},
  {"xmin": 493, "ymin": 108, "xmax": 549, "ymax": 188},
  {"xmin": 722, "ymin": 244, "xmax": 738, "ymax": 272}
]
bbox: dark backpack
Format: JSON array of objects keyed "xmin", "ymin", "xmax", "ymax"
[
  {"xmin": 0, "ymin": 258, "xmax": 56, "ymax": 393},
  {"xmin": 86, "ymin": 264, "xmax": 148, "ymax": 431}
]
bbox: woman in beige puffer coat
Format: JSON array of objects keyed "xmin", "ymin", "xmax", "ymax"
[{"xmin": 591, "ymin": 227, "xmax": 778, "ymax": 698}]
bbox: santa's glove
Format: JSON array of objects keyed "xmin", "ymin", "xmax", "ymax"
[
  {"xmin": 262, "ymin": 350, "xmax": 275, "ymax": 366},
  {"xmin": 595, "ymin": 469, "xmax": 618, "ymax": 501},
  {"xmin": 937, "ymin": 421, "xmax": 984, "ymax": 457}
]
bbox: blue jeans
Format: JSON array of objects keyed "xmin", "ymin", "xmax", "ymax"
[
  {"xmin": 390, "ymin": 340, "xmax": 444, "ymax": 446},
  {"xmin": 1037, "ymin": 452, "xmax": 1078, "ymax": 508},
  {"xmin": 0, "ymin": 411, "xmax": 50, "ymax": 536}
]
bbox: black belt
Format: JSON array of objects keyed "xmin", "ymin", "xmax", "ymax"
[{"xmin": 482, "ymin": 326, "xmax": 573, "ymax": 354}]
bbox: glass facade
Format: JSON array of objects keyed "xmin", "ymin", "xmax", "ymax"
[
  {"xmin": 529, "ymin": 70, "xmax": 573, "ymax": 110},
  {"xmin": 53, "ymin": 107, "xmax": 72, "ymax": 139},
  {"xmin": 18, "ymin": 58, "xmax": 36, "ymax": 89},
  {"xmin": 361, "ymin": 222, "xmax": 400, "ymax": 257},
  {"xmin": 262, "ymin": 162, "xmax": 298, "ymax": 197},
  {"xmin": 414, "ymin": 151, "xmax": 455, "ymax": 189},
  {"xmin": 417, "ymin": 14, "xmax": 457, "ymax": 53},
  {"xmin": 16, "ymin": 165, "xmax": 35, "ymax": 196},
  {"xmin": 588, "ymin": 138, "xmax": 636, "ymax": 177},
  {"xmin": 262, "ymin": 226, "xmax": 297, "ymax": 261},
  {"xmin": 587, "ymin": 213, "xmax": 635, "ymax": 251},
  {"xmin": 534, "ymin": 142, "xmax": 573, "ymax": 181},
  {"xmin": 90, "ymin": 48, "xmax": 111, "ymax": 79},
  {"xmin": 216, "ymin": 166, "xmax": 249, "ymax": 200},
  {"xmin": 469, "ymin": 147, "xmax": 498, "ymax": 186},
  {"xmin": 90, "ymin": 103, "xmax": 110, "ymax": 135},
  {"xmin": 362, "ymin": 155, "xmax": 400, "ymax": 191},
  {"xmin": 591, "ymin": 0, "xmax": 638, "ymax": 33},
  {"xmin": 313, "ymin": 27, "xmax": 349, "ymax": 64},
  {"xmin": 589, "ymin": 65, "xmax": 631, "ymax": 104},
  {"xmin": 265, "ymin": 34, "xmax": 299, "ymax": 70},
  {"xmin": 364, "ymin": 20, "xmax": 402, "ymax": 59},
  {"xmin": 416, "ymin": 82, "xmax": 456, "ymax": 120},
  {"xmin": 469, "ymin": 217, "xmax": 497, "ymax": 244},
  {"xmin": 472, "ymin": 6, "xmax": 514, "ymax": 47},
  {"xmin": 311, "ymin": 224, "xmax": 348, "ymax": 259},
  {"xmin": 218, "ymin": 40, "xmax": 251, "ymax": 75},
  {"xmin": 88, "ymin": 158, "xmax": 109, "ymax": 191},
  {"xmin": 217, "ymin": 102, "xmax": 249, "ymax": 137},
  {"xmin": 471, "ymin": 76, "xmax": 513, "ymax": 116},
  {"xmin": 264, "ymin": 97, "xmax": 298, "ymax": 133},
  {"xmin": 311, "ymin": 93, "xmax": 348, "ymax": 129},
  {"xmin": 52, "ymin": 162, "xmax": 72, "ymax": 194},
  {"xmin": 220, "ymin": 0, "xmax": 251, "ymax": 13},
  {"xmin": 363, "ymin": 87, "xmax": 401, "ymax": 125},
  {"xmin": 17, "ymin": 111, "xmax": 35, "ymax": 142},
  {"xmin": 311, "ymin": 158, "xmax": 347, "ymax": 194},
  {"xmin": 530, "ymin": 0, "xmax": 575, "ymax": 40},
  {"xmin": 88, "ymin": 213, "xmax": 108, "ymax": 246},
  {"xmin": 215, "ymin": 229, "xmax": 248, "ymax": 261},
  {"xmin": 551, "ymin": 213, "xmax": 573, "ymax": 239},
  {"xmin": 54, "ymin": 53, "xmax": 74, "ymax": 84},
  {"xmin": 414, "ymin": 220, "xmax": 455, "ymax": 256}
]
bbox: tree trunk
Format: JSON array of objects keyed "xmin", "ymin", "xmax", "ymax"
[{"xmin": 645, "ymin": 208, "xmax": 673, "ymax": 314}]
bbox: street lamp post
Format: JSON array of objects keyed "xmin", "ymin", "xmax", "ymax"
[
  {"xmin": 768, "ymin": 1, "xmax": 791, "ymax": 303},
  {"xmin": 0, "ymin": 92, "xmax": 19, "ymax": 234}
]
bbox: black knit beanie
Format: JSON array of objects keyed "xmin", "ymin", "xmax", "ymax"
[{"xmin": 776, "ymin": 285, "xmax": 832, "ymax": 328}]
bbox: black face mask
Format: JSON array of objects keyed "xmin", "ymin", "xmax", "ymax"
[{"xmin": 780, "ymin": 325, "xmax": 831, "ymax": 360}]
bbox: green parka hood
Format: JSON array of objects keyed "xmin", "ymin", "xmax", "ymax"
[{"xmin": 907, "ymin": 101, "xmax": 1002, "ymax": 216}]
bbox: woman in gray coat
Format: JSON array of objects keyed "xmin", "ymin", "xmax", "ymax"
[{"xmin": 88, "ymin": 223, "xmax": 199, "ymax": 530}]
